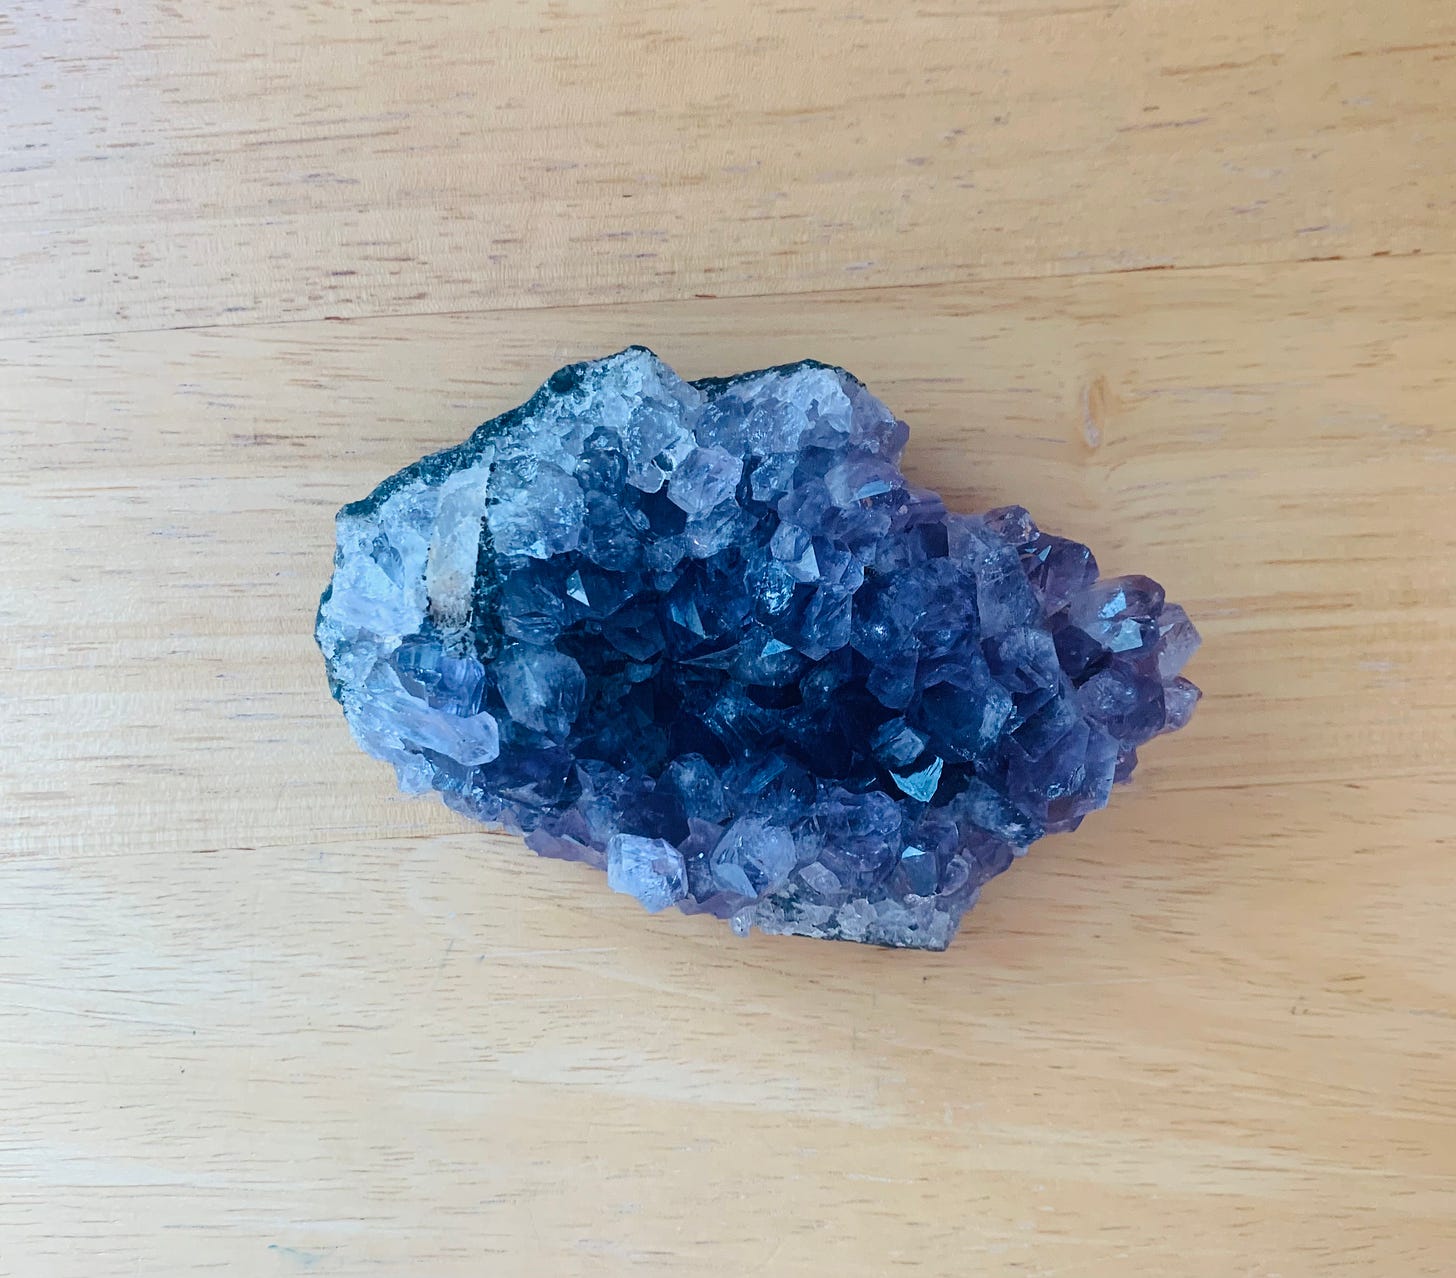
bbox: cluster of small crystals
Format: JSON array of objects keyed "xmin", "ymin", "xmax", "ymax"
[{"xmin": 317, "ymin": 348, "xmax": 1200, "ymax": 949}]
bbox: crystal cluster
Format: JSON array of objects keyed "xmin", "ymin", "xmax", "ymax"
[{"xmin": 317, "ymin": 348, "xmax": 1200, "ymax": 949}]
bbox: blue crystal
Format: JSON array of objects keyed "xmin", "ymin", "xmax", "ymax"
[
  {"xmin": 709, "ymin": 817, "xmax": 799, "ymax": 898},
  {"xmin": 606, "ymin": 834, "xmax": 688, "ymax": 913},
  {"xmin": 891, "ymin": 755, "xmax": 944, "ymax": 802},
  {"xmin": 317, "ymin": 348, "xmax": 1201, "ymax": 950},
  {"xmin": 896, "ymin": 844, "xmax": 940, "ymax": 897}
]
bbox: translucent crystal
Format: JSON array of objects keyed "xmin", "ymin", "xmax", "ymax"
[
  {"xmin": 606, "ymin": 834, "xmax": 688, "ymax": 913},
  {"xmin": 317, "ymin": 348, "xmax": 1201, "ymax": 950}
]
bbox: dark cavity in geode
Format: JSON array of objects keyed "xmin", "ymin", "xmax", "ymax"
[{"xmin": 317, "ymin": 348, "xmax": 1200, "ymax": 949}]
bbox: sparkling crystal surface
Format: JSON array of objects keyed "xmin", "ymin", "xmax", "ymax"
[{"xmin": 317, "ymin": 348, "xmax": 1201, "ymax": 949}]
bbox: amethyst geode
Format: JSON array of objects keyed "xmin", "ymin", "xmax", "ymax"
[{"xmin": 317, "ymin": 349, "xmax": 1199, "ymax": 949}]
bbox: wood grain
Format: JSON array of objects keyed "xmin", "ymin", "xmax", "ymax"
[
  {"xmin": 3, "ymin": 1, "xmax": 1455, "ymax": 337},
  {"xmin": 2, "ymin": 3, "xmax": 1454, "ymax": 1275}
]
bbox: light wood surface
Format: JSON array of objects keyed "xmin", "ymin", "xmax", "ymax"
[{"xmin": 2, "ymin": 4, "xmax": 1453, "ymax": 1275}]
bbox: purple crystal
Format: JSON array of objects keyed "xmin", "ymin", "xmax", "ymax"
[{"xmin": 317, "ymin": 348, "xmax": 1201, "ymax": 950}]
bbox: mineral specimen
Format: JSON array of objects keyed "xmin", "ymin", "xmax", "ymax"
[{"xmin": 317, "ymin": 348, "xmax": 1200, "ymax": 949}]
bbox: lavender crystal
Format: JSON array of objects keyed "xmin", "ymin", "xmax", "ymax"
[{"xmin": 317, "ymin": 348, "xmax": 1200, "ymax": 949}]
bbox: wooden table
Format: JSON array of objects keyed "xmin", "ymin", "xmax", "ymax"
[{"xmin": 4, "ymin": 3, "xmax": 1454, "ymax": 1274}]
